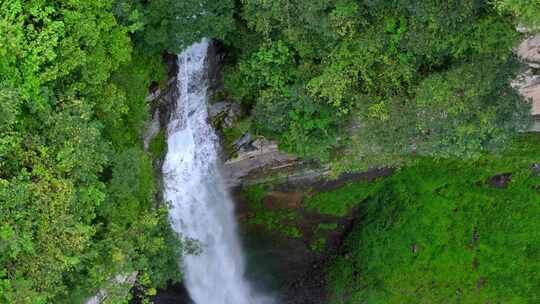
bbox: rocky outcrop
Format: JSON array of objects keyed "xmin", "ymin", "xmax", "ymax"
[
  {"xmin": 516, "ymin": 34, "xmax": 540, "ymax": 68},
  {"xmin": 514, "ymin": 31, "xmax": 540, "ymax": 131},
  {"xmin": 222, "ymin": 137, "xmax": 299, "ymax": 187},
  {"xmin": 85, "ymin": 272, "xmax": 138, "ymax": 304},
  {"xmin": 203, "ymin": 42, "xmax": 326, "ymax": 187},
  {"xmin": 514, "ymin": 69, "xmax": 540, "ymax": 113}
]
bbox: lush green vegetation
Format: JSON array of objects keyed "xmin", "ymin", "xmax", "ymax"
[
  {"xmin": 495, "ymin": 0, "xmax": 540, "ymax": 28},
  {"xmin": 149, "ymin": 130, "xmax": 167, "ymax": 159},
  {"xmin": 305, "ymin": 179, "xmax": 384, "ymax": 216},
  {"xmin": 222, "ymin": 0, "xmax": 535, "ymax": 166},
  {"xmin": 240, "ymin": 135, "xmax": 540, "ymax": 302},
  {"xmin": 327, "ymin": 134, "xmax": 540, "ymax": 303},
  {"xmin": 0, "ymin": 1, "xmax": 189, "ymax": 302},
  {"xmin": 1, "ymin": 0, "xmax": 539, "ymax": 303},
  {"xmin": 116, "ymin": 0, "xmax": 235, "ymax": 54}
]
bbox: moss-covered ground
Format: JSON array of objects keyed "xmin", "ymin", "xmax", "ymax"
[{"xmin": 327, "ymin": 134, "xmax": 540, "ymax": 303}]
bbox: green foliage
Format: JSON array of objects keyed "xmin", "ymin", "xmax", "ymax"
[
  {"xmin": 305, "ymin": 179, "xmax": 385, "ymax": 216},
  {"xmin": 239, "ymin": 0, "xmax": 335, "ymax": 58},
  {"xmin": 2, "ymin": 0, "xmax": 538, "ymax": 302},
  {"xmin": 328, "ymin": 134, "xmax": 540, "ymax": 303},
  {"xmin": 247, "ymin": 211, "xmax": 302, "ymax": 239},
  {"xmin": 112, "ymin": 0, "xmax": 235, "ymax": 54},
  {"xmin": 318, "ymin": 223, "xmax": 338, "ymax": 231},
  {"xmin": 109, "ymin": 49, "xmax": 166, "ymax": 149},
  {"xmin": 149, "ymin": 130, "xmax": 167, "ymax": 159},
  {"xmin": 494, "ymin": 0, "xmax": 540, "ymax": 28},
  {"xmin": 224, "ymin": 0, "xmax": 529, "ymax": 164},
  {"xmin": 412, "ymin": 59, "xmax": 531, "ymax": 157},
  {"xmin": 0, "ymin": 1, "xmax": 180, "ymax": 302},
  {"xmin": 243, "ymin": 185, "xmax": 268, "ymax": 206},
  {"xmin": 0, "ymin": 88, "xmax": 20, "ymax": 133},
  {"xmin": 357, "ymin": 59, "xmax": 532, "ymax": 161},
  {"xmin": 225, "ymin": 40, "xmax": 343, "ymax": 160},
  {"xmin": 136, "ymin": 0, "xmax": 235, "ymax": 53},
  {"xmin": 310, "ymin": 237, "xmax": 327, "ymax": 253},
  {"xmin": 331, "ymin": 3, "xmax": 526, "ymax": 166},
  {"xmin": 242, "ymin": 185, "xmax": 302, "ymax": 238}
]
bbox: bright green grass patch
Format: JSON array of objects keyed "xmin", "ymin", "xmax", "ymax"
[
  {"xmin": 149, "ymin": 129, "xmax": 167, "ymax": 159},
  {"xmin": 304, "ymin": 179, "xmax": 385, "ymax": 216},
  {"xmin": 327, "ymin": 134, "xmax": 540, "ymax": 304}
]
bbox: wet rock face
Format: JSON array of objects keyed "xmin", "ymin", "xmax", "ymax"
[{"xmin": 233, "ymin": 168, "xmax": 395, "ymax": 303}]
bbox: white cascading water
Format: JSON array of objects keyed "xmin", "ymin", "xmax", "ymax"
[{"xmin": 162, "ymin": 39, "xmax": 271, "ymax": 304}]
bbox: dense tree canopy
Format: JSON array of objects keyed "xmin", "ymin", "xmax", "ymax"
[
  {"xmin": 495, "ymin": 0, "xmax": 540, "ymax": 28},
  {"xmin": 113, "ymin": 0, "xmax": 235, "ymax": 54},
  {"xmin": 222, "ymin": 0, "xmax": 532, "ymax": 166},
  {"xmin": 0, "ymin": 0, "xmax": 239, "ymax": 301},
  {"xmin": 0, "ymin": 1, "xmax": 180, "ymax": 302},
  {"xmin": 1, "ymin": 0, "xmax": 538, "ymax": 302}
]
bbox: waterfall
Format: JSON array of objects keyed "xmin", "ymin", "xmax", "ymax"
[{"xmin": 162, "ymin": 39, "xmax": 271, "ymax": 304}]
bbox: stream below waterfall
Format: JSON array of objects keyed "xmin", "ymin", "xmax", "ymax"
[{"xmin": 161, "ymin": 39, "xmax": 273, "ymax": 304}]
